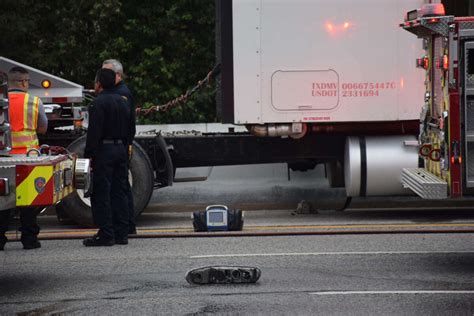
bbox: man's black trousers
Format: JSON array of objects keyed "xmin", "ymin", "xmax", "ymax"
[
  {"xmin": 0, "ymin": 208, "xmax": 40, "ymax": 243},
  {"xmin": 91, "ymin": 144, "xmax": 129, "ymax": 240}
]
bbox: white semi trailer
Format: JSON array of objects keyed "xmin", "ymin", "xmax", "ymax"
[{"xmin": 217, "ymin": 0, "xmax": 426, "ymax": 197}]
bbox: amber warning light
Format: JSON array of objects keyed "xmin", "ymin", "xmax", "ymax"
[{"xmin": 41, "ymin": 79, "xmax": 51, "ymax": 89}]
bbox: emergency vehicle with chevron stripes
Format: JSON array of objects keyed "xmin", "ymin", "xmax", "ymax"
[{"xmin": 0, "ymin": 70, "xmax": 90, "ymax": 212}]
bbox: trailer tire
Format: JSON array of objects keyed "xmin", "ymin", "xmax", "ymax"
[{"xmin": 58, "ymin": 136, "xmax": 154, "ymax": 227}]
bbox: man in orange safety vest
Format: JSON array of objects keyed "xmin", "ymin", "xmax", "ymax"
[
  {"xmin": 0, "ymin": 66, "xmax": 48, "ymax": 251},
  {"xmin": 8, "ymin": 66, "xmax": 48, "ymax": 154}
]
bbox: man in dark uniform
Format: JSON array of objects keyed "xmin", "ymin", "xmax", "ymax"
[
  {"xmin": 83, "ymin": 68, "xmax": 136, "ymax": 247},
  {"xmin": 102, "ymin": 59, "xmax": 136, "ymax": 235}
]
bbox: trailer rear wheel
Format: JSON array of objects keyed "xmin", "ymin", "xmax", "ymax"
[{"xmin": 58, "ymin": 136, "xmax": 154, "ymax": 227}]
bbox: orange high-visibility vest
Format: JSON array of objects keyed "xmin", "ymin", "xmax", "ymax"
[{"xmin": 8, "ymin": 90, "xmax": 40, "ymax": 154}]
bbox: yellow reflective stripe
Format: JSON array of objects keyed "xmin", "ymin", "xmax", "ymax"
[
  {"xmin": 11, "ymin": 131, "xmax": 39, "ymax": 148},
  {"xmin": 20, "ymin": 94, "xmax": 39, "ymax": 131},
  {"xmin": 27, "ymin": 95, "xmax": 32, "ymax": 129},
  {"xmin": 23, "ymin": 93, "xmax": 29, "ymax": 130},
  {"xmin": 12, "ymin": 142, "xmax": 39, "ymax": 147},
  {"xmin": 25, "ymin": 96, "xmax": 37, "ymax": 130},
  {"xmin": 35, "ymin": 97, "xmax": 39, "ymax": 128},
  {"xmin": 32, "ymin": 97, "xmax": 39, "ymax": 129},
  {"xmin": 12, "ymin": 132, "xmax": 37, "ymax": 141}
]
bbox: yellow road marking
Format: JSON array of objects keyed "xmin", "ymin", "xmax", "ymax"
[
  {"xmin": 5, "ymin": 222, "xmax": 474, "ymax": 238},
  {"xmin": 247, "ymin": 223, "xmax": 474, "ymax": 230}
]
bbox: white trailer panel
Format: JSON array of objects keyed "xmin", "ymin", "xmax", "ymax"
[
  {"xmin": 231, "ymin": 0, "xmax": 425, "ymax": 124},
  {"xmin": 0, "ymin": 57, "xmax": 83, "ymax": 103}
]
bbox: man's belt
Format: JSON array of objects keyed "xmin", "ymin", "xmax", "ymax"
[{"xmin": 102, "ymin": 139, "xmax": 123, "ymax": 144}]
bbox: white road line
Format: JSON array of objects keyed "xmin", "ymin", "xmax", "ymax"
[
  {"xmin": 190, "ymin": 250, "xmax": 474, "ymax": 259},
  {"xmin": 310, "ymin": 290, "xmax": 474, "ymax": 295}
]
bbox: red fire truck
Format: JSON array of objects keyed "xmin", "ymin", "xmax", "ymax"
[{"xmin": 400, "ymin": 3, "xmax": 474, "ymax": 199}]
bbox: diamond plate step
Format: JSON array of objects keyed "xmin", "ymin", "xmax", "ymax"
[{"xmin": 401, "ymin": 168, "xmax": 448, "ymax": 199}]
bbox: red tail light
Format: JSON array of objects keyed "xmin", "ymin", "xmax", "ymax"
[
  {"xmin": 451, "ymin": 156, "xmax": 462, "ymax": 164},
  {"xmin": 416, "ymin": 56, "xmax": 430, "ymax": 69},
  {"xmin": 424, "ymin": 56, "xmax": 430, "ymax": 70},
  {"xmin": 442, "ymin": 54, "xmax": 449, "ymax": 70},
  {"xmin": 52, "ymin": 97, "xmax": 68, "ymax": 103}
]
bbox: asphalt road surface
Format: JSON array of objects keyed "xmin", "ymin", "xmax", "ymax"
[{"xmin": 1, "ymin": 233, "xmax": 473, "ymax": 315}]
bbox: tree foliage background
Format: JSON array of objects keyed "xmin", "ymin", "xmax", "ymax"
[{"xmin": 0, "ymin": 0, "xmax": 216, "ymax": 124}]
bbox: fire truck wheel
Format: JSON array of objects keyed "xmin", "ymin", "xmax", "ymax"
[{"xmin": 57, "ymin": 136, "xmax": 154, "ymax": 227}]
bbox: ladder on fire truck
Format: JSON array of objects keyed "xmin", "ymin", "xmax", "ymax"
[{"xmin": 400, "ymin": 4, "xmax": 474, "ymax": 200}]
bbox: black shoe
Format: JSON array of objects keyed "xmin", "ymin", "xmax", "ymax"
[
  {"xmin": 128, "ymin": 228, "xmax": 137, "ymax": 235},
  {"xmin": 83, "ymin": 236, "xmax": 115, "ymax": 247},
  {"xmin": 115, "ymin": 238, "xmax": 128, "ymax": 245},
  {"xmin": 22, "ymin": 240, "xmax": 41, "ymax": 250}
]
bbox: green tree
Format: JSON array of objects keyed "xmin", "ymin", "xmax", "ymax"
[
  {"xmin": 0, "ymin": 0, "xmax": 216, "ymax": 123},
  {"xmin": 103, "ymin": 0, "xmax": 216, "ymax": 124}
]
